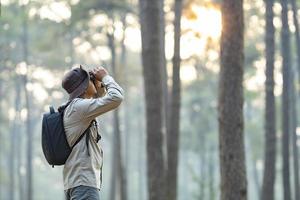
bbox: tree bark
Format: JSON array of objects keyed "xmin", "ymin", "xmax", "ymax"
[
  {"xmin": 21, "ymin": 4, "xmax": 33, "ymax": 200},
  {"xmin": 107, "ymin": 26, "xmax": 127, "ymax": 200},
  {"xmin": 0, "ymin": 80, "xmax": 3, "ymax": 199},
  {"xmin": 159, "ymin": 0, "xmax": 169, "ymax": 140},
  {"xmin": 166, "ymin": 1, "xmax": 182, "ymax": 200},
  {"xmin": 290, "ymin": 66, "xmax": 300, "ymax": 200},
  {"xmin": 9, "ymin": 80, "xmax": 22, "ymax": 200},
  {"xmin": 120, "ymin": 14, "xmax": 129, "ymax": 200},
  {"xmin": 261, "ymin": 0, "xmax": 276, "ymax": 199},
  {"xmin": 139, "ymin": 0, "xmax": 166, "ymax": 199},
  {"xmin": 218, "ymin": 0, "xmax": 247, "ymax": 200},
  {"xmin": 280, "ymin": 0, "xmax": 292, "ymax": 199},
  {"xmin": 208, "ymin": 145, "xmax": 216, "ymax": 200},
  {"xmin": 290, "ymin": 0, "xmax": 300, "ymax": 199},
  {"xmin": 290, "ymin": 0, "xmax": 300, "ymax": 92},
  {"xmin": 199, "ymin": 136, "xmax": 207, "ymax": 199}
]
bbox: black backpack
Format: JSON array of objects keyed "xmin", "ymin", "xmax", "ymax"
[{"xmin": 41, "ymin": 101, "xmax": 94, "ymax": 167}]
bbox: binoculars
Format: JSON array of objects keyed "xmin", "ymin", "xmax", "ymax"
[{"xmin": 89, "ymin": 71, "xmax": 105, "ymax": 88}]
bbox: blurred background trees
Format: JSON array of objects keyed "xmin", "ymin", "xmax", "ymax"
[{"xmin": 0, "ymin": 0, "xmax": 300, "ymax": 200}]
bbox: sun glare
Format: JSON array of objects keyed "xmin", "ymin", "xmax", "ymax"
[
  {"xmin": 182, "ymin": 5, "xmax": 222, "ymax": 39},
  {"xmin": 177, "ymin": 5, "xmax": 222, "ymax": 61}
]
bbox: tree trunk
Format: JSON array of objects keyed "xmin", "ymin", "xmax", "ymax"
[
  {"xmin": 159, "ymin": 0, "xmax": 169, "ymax": 186},
  {"xmin": 109, "ymin": 139, "xmax": 117, "ymax": 200},
  {"xmin": 290, "ymin": 0, "xmax": 300, "ymax": 93},
  {"xmin": 208, "ymin": 145, "xmax": 216, "ymax": 200},
  {"xmin": 199, "ymin": 136, "xmax": 207, "ymax": 199},
  {"xmin": 166, "ymin": 1, "xmax": 182, "ymax": 200},
  {"xmin": 0, "ymin": 80, "xmax": 3, "ymax": 199},
  {"xmin": 9, "ymin": 80, "xmax": 22, "ymax": 200},
  {"xmin": 21, "ymin": 4, "xmax": 33, "ymax": 200},
  {"xmin": 159, "ymin": 0, "xmax": 169, "ymax": 141},
  {"xmin": 139, "ymin": 0, "xmax": 166, "ymax": 199},
  {"xmin": 120, "ymin": 15, "xmax": 129, "ymax": 200},
  {"xmin": 107, "ymin": 28, "xmax": 127, "ymax": 200},
  {"xmin": 290, "ymin": 66, "xmax": 300, "ymax": 200},
  {"xmin": 137, "ymin": 100, "xmax": 145, "ymax": 200},
  {"xmin": 109, "ymin": 28, "xmax": 117, "ymax": 200},
  {"xmin": 24, "ymin": 73, "xmax": 32, "ymax": 200},
  {"xmin": 280, "ymin": 0, "xmax": 292, "ymax": 199},
  {"xmin": 16, "ymin": 128, "xmax": 24, "ymax": 200},
  {"xmin": 290, "ymin": 0, "xmax": 300, "ymax": 199},
  {"xmin": 107, "ymin": 26, "xmax": 127, "ymax": 200},
  {"xmin": 218, "ymin": 1, "xmax": 247, "ymax": 200},
  {"xmin": 261, "ymin": 0, "xmax": 277, "ymax": 200}
]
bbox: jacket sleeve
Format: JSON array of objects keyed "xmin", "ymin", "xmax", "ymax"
[{"xmin": 77, "ymin": 75, "xmax": 124, "ymax": 121}]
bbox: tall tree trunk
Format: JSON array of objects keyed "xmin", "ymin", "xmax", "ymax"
[
  {"xmin": 159, "ymin": 0, "xmax": 169, "ymax": 142},
  {"xmin": 208, "ymin": 145, "xmax": 215, "ymax": 200},
  {"xmin": 218, "ymin": 1, "xmax": 247, "ymax": 200},
  {"xmin": 139, "ymin": 0, "xmax": 166, "ymax": 199},
  {"xmin": 0, "ymin": 80, "xmax": 3, "ymax": 199},
  {"xmin": 16, "ymin": 126, "xmax": 24, "ymax": 200},
  {"xmin": 137, "ymin": 100, "xmax": 145, "ymax": 200},
  {"xmin": 120, "ymin": 15, "xmax": 129, "ymax": 200},
  {"xmin": 280, "ymin": 0, "xmax": 292, "ymax": 199},
  {"xmin": 261, "ymin": 0, "xmax": 276, "ymax": 199},
  {"xmin": 159, "ymin": 0, "xmax": 169, "ymax": 185},
  {"xmin": 24, "ymin": 70, "xmax": 32, "ymax": 200},
  {"xmin": 290, "ymin": 0, "xmax": 300, "ymax": 199},
  {"xmin": 290, "ymin": 0, "xmax": 300, "ymax": 91},
  {"xmin": 137, "ymin": 114, "xmax": 143, "ymax": 200},
  {"xmin": 9, "ymin": 80, "xmax": 22, "ymax": 200},
  {"xmin": 21, "ymin": 4, "xmax": 33, "ymax": 200},
  {"xmin": 199, "ymin": 135, "xmax": 207, "ymax": 200},
  {"xmin": 166, "ymin": 1, "xmax": 182, "ymax": 200},
  {"xmin": 245, "ymin": 126, "xmax": 261, "ymax": 199},
  {"xmin": 108, "ymin": 29, "xmax": 117, "ymax": 200},
  {"xmin": 109, "ymin": 139, "xmax": 117, "ymax": 200},
  {"xmin": 107, "ymin": 28, "xmax": 127, "ymax": 200},
  {"xmin": 290, "ymin": 66, "xmax": 300, "ymax": 200}
]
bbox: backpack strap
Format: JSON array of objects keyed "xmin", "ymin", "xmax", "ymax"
[
  {"xmin": 85, "ymin": 120, "xmax": 101, "ymax": 156},
  {"xmin": 59, "ymin": 100, "xmax": 101, "ymax": 156},
  {"xmin": 95, "ymin": 121, "xmax": 101, "ymax": 142},
  {"xmin": 58, "ymin": 100, "xmax": 72, "ymax": 113},
  {"xmin": 86, "ymin": 130, "xmax": 90, "ymax": 156},
  {"xmin": 71, "ymin": 121, "xmax": 93, "ymax": 149}
]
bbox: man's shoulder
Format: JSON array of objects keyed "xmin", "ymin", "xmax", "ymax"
[
  {"xmin": 67, "ymin": 98, "xmax": 98, "ymax": 114},
  {"xmin": 71, "ymin": 98, "xmax": 96, "ymax": 107}
]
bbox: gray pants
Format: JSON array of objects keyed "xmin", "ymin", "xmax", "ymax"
[{"xmin": 65, "ymin": 185, "xmax": 100, "ymax": 200}]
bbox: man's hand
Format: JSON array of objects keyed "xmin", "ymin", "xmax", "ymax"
[
  {"xmin": 94, "ymin": 80, "xmax": 106, "ymax": 97},
  {"xmin": 92, "ymin": 67, "xmax": 108, "ymax": 81}
]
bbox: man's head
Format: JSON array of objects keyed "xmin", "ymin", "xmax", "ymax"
[{"xmin": 62, "ymin": 65, "xmax": 97, "ymax": 100}]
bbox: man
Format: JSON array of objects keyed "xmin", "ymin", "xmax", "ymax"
[{"xmin": 61, "ymin": 66, "xmax": 124, "ymax": 200}]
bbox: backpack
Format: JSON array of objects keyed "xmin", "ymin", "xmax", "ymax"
[{"xmin": 41, "ymin": 101, "xmax": 94, "ymax": 167}]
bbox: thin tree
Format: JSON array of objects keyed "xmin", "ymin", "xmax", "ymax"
[
  {"xmin": 290, "ymin": 65, "xmax": 300, "ymax": 200},
  {"xmin": 166, "ymin": 1, "xmax": 183, "ymax": 200},
  {"xmin": 290, "ymin": 0, "xmax": 300, "ymax": 87},
  {"xmin": 107, "ymin": 21, "xmax": 127, "ymax": 200},
  {"xmin": 9, "ymin": 78, "xmax": 21, "ymax": 200},
  {"xmin": 0, "ymin": 79, "xmax": 2, "ymax": 199},
  {"xmin": 120, "ymin": 13, "xmax": 129, "ymax": 200},
  {"xmin": 289, "ymin": 0, "xmax": 300, "ymax": 199},
  {"xmin": 139, "ymin": 0, "xmax": 166, "ymax": 199},
  {"xmin": 159, "ymin": 0, "xmax": 169, "ymax": 134},
  {"xmin": 280, "ymin": 0, "xmax": 292, "ymax": 199},
  {"xmin": 261, "ymin": 0, "xmax": 277, "ymax": 199},
  {"xmin": 218, "ymin": 0, "xmax": 247, "ymax": 199},
  {"xmin": 21, "ymin": 3, "xmax": 33, "ymax": 200}
]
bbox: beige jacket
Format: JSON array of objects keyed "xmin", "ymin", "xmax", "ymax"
[{"xmin": 62, "ymin": 75, "xmax": 124, "ymax": 190}]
